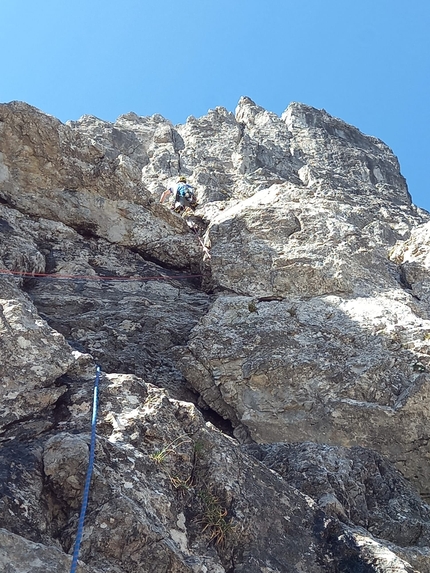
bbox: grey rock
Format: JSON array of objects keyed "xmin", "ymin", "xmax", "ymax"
[
  {"xmin": 0, "ymin": 203, "xmax": 209, "ymax": 399},
  {"xmin": 245, "ymin": 442, "xmax": 430, "ymax": 547},
  {"xmin": 0, "ymin": 528, "xmax": 91, "ymax": 573},
  {"xmin": 0, "ymin": 102, "xmax": 202, "ymax": 271},
  {"xmin": 1, "ymin": 97, "xmax": 430, "ymax": 572},
  {"xmin": 177, "ymin": 293, "xmax": 430, "ymax": 496},
  {"xmin": 2, "ymin": 370, "xmax": 424, "ymax": 572},
  {"xmin": 0, "ymin": 277, "xmax": 74, "ymax": 431},
  {"xmin": 390, "ymin": 221, "xmax": 430, "ymax": 310},
  {"xmin": 204, "ymin": 100, "xmax": 424, "ymax": 298}
]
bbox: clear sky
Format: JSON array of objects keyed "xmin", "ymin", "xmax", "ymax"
[{"xmin": 2, "ymin": 0, "xmax": 429, "ymax": 211}]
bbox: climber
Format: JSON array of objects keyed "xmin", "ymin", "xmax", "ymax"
[{"xmin": 160, "ymin": 176, "xmax": 197, "ymax": 214}]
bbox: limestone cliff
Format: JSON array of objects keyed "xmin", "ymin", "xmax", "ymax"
[{"xmin": 1, "ymin": 97, "xmax": 430, "ymax": 572}]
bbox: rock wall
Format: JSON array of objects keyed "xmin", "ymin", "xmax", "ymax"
[{"xmin": 1, "ymin": 97, "xmax": 430, "ymax": 571}]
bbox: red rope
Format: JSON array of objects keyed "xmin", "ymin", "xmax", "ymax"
[{"xmin": 0, "ymin": 268, "xmax": 202, "ymax": 282}]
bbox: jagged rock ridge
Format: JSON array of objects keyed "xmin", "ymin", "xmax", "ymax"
[{"xmin": 1, "ymin": 97, "xmax": 430, "ymax": 572}]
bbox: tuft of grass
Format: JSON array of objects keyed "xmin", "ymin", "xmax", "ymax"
[
  {"xmin": 150, "ymin": 435, "xmax": 191, "ymax": 464},
  {"xmin": 170, "ymin": 475, "xmax": 194, "ymax": 496},
  {"xmin": 193, "ymin": 440, "xmax": 205, "ymax": 457},
  {"xmin": 198, "ymin": 489, "xmax": 235, "ymax": 546}
]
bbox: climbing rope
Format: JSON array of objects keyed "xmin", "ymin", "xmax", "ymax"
[
  {"xmin": 69, "ymin": 365, "xmax": 101, "ymax": 573},
  {"xmin": 190, "ymin": 226, "xmax": 211, "ymax": 259},
  {"xmin": 0, "ymin": 268, "xmax": 202, "ymax": 282}
]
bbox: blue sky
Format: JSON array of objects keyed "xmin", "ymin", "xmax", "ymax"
[{"xmin": 2, "ymin": 0, "xmax": 429, "ymax": 211}]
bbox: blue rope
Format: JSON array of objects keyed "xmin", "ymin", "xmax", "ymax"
[{"xmin": 69, "ymin": 365, "xmax": 101, "ymax": 573}]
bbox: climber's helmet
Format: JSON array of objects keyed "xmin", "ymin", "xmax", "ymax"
[{"xmin": 178, "ymin": 176, "xmax": 187, "ymax": 183}]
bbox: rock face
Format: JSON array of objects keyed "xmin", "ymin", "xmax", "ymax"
[
  {"xmin": 245, "ymin": 442, "xmax": 430, "ymax": 547},
  {"xmin": 1, "ymin": 96, "xmax": 430, "ymax": 572}
]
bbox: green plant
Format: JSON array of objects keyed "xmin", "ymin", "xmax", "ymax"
[
  {"xmin": 193, "ymin": 440, "xmax": 205, "ymax": 457},
  {"xmin": 170, "ymin": 475, "xmax": 194, "ymax": 496},
  {"xmin": 248, "ymin": 300, "xmax": 258, "ymax": 313},
  {"xmin": 198, "ymin": 489, "xmax": 235, "ymax": 546},
  {"xmin": 150, "ymin": 435, "xmax": 191, "ymax": 464}
]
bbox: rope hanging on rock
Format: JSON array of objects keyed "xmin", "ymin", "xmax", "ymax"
[
  {"xmin": 0, "ymin": 268, "xmax": 202, "ymax": 282},
  {"xmin": 190, "ymin": 226, "xmax": 211, "ymax": 259},
  {"xmin": 69, "ymin": 365, "xmax": 101, "ymax": 573}
]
